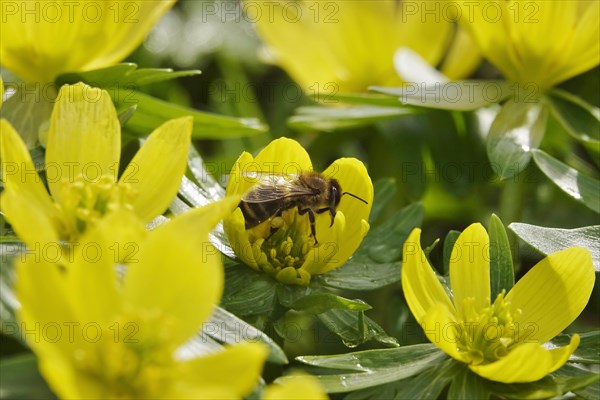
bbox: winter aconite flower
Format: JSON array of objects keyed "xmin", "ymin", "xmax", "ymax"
[
  {"xmin": 224, "ymin": 138, "xmax": 373, "ymax": 286},
  {"xmin": 264, "ymin": 374, "xmax": 328, "ymax": 400},
  {"xmin": 16, "ymin": 198, "xmax": 268, "ymax": 398},
  {"xmin": 0, "ymin": 0, "xmax": 175, "ymax": 82},
  {"xmin": 402, "ymin": 223, "xmax": 595, "ymax": 383},
  {"xmin": 457, "ymin": 0, "xmax": 599, "ymax": 90},
  {"xmin": 248, "ymin": 0, "xmax": 480, "ymax": 92},
  {"xmin": 0, "ymin": 83, "xmax": 191, "ymax": 253}
]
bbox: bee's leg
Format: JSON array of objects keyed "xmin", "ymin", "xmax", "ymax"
[
  {"xmin": 298, "ymin": 208, "xmax": 318, "ymax": 245},
  {"xmin": 317, "ymin": 207, "xmax": 335, "ymax": 227}
]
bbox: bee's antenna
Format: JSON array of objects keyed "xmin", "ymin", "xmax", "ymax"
[{"xmin": 342, "ymin": 192, "xmax": 368, "ymax": 204}]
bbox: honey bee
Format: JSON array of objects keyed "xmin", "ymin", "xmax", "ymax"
[{"xmin": 239, "ymin": 171, "xmax": 368, "ymax": 245}]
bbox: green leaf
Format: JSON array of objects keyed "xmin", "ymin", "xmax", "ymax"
[
  {"xmin": 486, "ymin": 99, "xmax": 548, "ymax": 180},
  {"xmin": 316, "ymin": 262, "xmax": 399, "ymax": 291},
  {"xmin": 0, "ymin": 240, "xmax": 23, "ymax": 343},
  {"xmin": 298, "ymin": 343, "xmax": 441, "ymax": 372},
  {"xmin": 314, "ymin": 92, "xmax": 405, "ymax": 107},
  {"xmin": 0, "ymin": 354, "xmax": 56, "ymax": 399},
  {"xmin": 316, "ymin": 309, "xmax": 398, "ymax": 348},
  {"xmin": 532, "ymin": 149, "xmax": 600, "ymax": 214},
  {"xmin": 548, "ymin": 89, "xmax": 600, "ymax": 146},
  {"xmin": 204, "ymin": 307, "xmax": 288, "ymax": 364},
  {"xmin": 369, "ymin": 178, "xmax": 397, "ymax": 223},
  {"xmin": 353, "ymin": 203, "xmax": 424, "ymax": 264},
  {"xmin": 288, "ymin": 345, "xmax": 444, "ymax": 393},
  {"xmin": 56, "ymin": 63, "xmax": 201, "ymax": 87},
  {"xmin": 488, "ymin": 214, "xmax": 514, "ymax": 298},
  {"xmin": 117, "ymin": 105, "xmax": 137, "ymax": 128},
  {"xmin": 220, "ymin": 262, "xmax": 277, "ymax": 317},
  {"xmin": 288, "ymin": 105, "xmax": 414, "ymax": 132},
  {"xmin": 113, "ymin": 90, "xmax": 266, "ymax": 139},
  {"xmin": 551, "ymin": 331, "xmax": 600, "ymax": 364},
  {"xmin": 489, "ymin": 364, "xmax": 600, "ymax": 399},
  {"xmin": 509, "ymin": 223, "xmax": 600, "ymax": 271},
  {"xmin": 396, "ymin": 358, "xmax": 461, "ymax": 399},
  {"xmin": 0, "ymin": 83, "xmax": 54, "ymax": 148},
  {"xmin": 442, "ymin": 230, "xmax": 460, "ymax": 276},
  {"xmin": 371, "ymin": 81, "xmax": 513, "ymax": 111},
  {"xmin": 447, "ymin": 364, "xmax": 491, "ymax": 400},
  {"xmin": 288, "ymin": 293, "xmax": 371, "ymax": 314}
]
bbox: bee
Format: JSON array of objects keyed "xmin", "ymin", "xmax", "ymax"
[{"xmin": 239, "ymin": 171, "xmax": 368, "ymax": 245}]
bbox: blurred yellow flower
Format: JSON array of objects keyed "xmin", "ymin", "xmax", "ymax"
[
  {"xmin": 264, "ymin": 374, "xmax": 328, "ymax": 399},
  {"xmin": 457, "ymin": 0, "xmax": 600, "ymax": 89},
  {"xmin": 249, "ymin": 0, "xmax": 480, "ymax": 92},
  {"xmin": 402, "ymin": 223, "xmax": 595, "ymax": 383},
  {"xmin": 16, "ymin": 198, "xmax": 268, "ymax": 398},
  {"xmin": 0, "ymin": 0, "xmax": 175, "ymax": 82},
  {"xmin": 0, "ymin": 83, "xmax": 191, "ymax": 254},
  {"xmin": 224, "ymin": 138, "xmax": 373, "ymax": 285}
]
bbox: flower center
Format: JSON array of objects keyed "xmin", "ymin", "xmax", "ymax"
[
  {"xmin": 72, "ymin": 313, "xmax": 177, "ymax": 398},
  {"xmin": 456, "ymin": 291, "xmax": 523, "ymax": 365},
  {"xmin": 247, "ymin": 209, "xmax": 316, "ymax": 285},
  {"xmin": 54, "ymin": 175, "xmax": 137, "ymax": 241}
]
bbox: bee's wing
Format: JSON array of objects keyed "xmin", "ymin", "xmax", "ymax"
[{"xmin": 242, "ymin": 175, "xmax": 315, "ymax": 203}]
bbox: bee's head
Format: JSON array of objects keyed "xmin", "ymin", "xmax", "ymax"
[{"xmin": 329, "ymin": 179, "xmax": 342, "ymax": 209}]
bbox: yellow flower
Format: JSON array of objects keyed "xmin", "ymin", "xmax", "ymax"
[
  {"xmin": 263, "ymin": 374, "xmax": 328, "ymax": 400},
  {"xmin": 0, "ymin": 83, "xmax": 191, "ymax": 254},
  {"xmin": 249, "ymin": 0, "xmax": 480, "ymax": 92},
  {"xmin": 402, "ymin": 223, "xmax": 595, "ymax": 383},
  {"xmin": 0, "ymin": 0, "xmax": 175, "ymax": 82},
  {"xmin": 16, "ymin": 198, "xmax": 268, "ymax": 398},
  {"xmin": 223, "ymin": 138, "xmax": 373, "ymax": 285},
  {"xmin": 457, "ymin": 0, "xmax": 600, "ymax": 90}
]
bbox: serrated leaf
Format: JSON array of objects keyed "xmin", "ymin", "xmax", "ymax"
[
  {"xmin": 487, "ymin": 99, "xmax": 548, "ymax": 180},
  {"xmin": 548, "ymin": 89, "xmax": 600, "ymax": 146},
  {"xmin": 316, "ymin": 309, "xmax": 398, "ymax": 348},
  {"xmin": 203, "ymin": 306, "xmax": 287, "ymax": 364},
  {"xmin": 551, "ymin": 331, "xmax": 600, "ymax": 364},
  {"xmin": 488, "ymin": 214, "xmax": 514, "ymax": 298},
  {"xmin": 0, "ymin": 354, "xmax": 56, "ymax": 399},
  {"xmin": 353, "ymin": 203, "xmax": 424, "ymax": 264},
  {"xmin": 532, "ymin": 149, "xmax": 600, "ymax": 214},
  {"xmin": 316, "ymin": 262, "xmax": 399, "ymax": 291},
  {"xmin": 370, "ymin": 178, "xmax": 397, "ymax": 223},
  {"xmin": 288, "ymin": 105, "xmax": 413, "ymax": 132},
  {"xmin": 371, "ymin": 81, "xmax": 513, "ymax": 111},
  {"xmin": 509, "ymin": 223, "xmax": 600, "ymax": 271}
]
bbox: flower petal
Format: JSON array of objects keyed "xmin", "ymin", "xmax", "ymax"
[
  {"xmin": 46, "ymin": 84, "xmax": 120, "ymax": 201},
  {"xmin": 180, "ymin": 343, "xmax": 267, "ymax": 397},
  {"xmin": 506, "ymin": 247, "xmax": 595, "ymax": 344},
  {"xmin": 547, "ymin": 334, "xmax": 580, "ymax": 373},
  {"xmin": 469, "ymin": 341, "xmax": 567, "ymax": 383},
  {"xmin": 0, "ymin": 119, "xmax": 56, "ymax": 217},
  {"xmin": 123, "ymin": 197, "xmax": 238, "ymax": 346},
  {"xmin": 449, "ymin": 223, "xmax": 490, "ymax": 318},
  {"xmin": 223, "ymin": 208, "xmax": 260, "ymax": 270},
  {"xmin": 264, "ymin": 374, "xmax": 327, "ymax": 400},
  {"xmin": 0, "ymin": 0, "xmax": 175, "ymax": 82},
  {"xmin": 421, "ymin": 303, "xmax": 466, "ymax": 363},
  {"xmin": 121, "ymin": 116, "xmax": 192, "ymax": 223},
  {"xmin": 1, "ymin": 190, "xmax": 59, "ymax": 253},
  {"xmin": 401, "ymin": 228, "xmax": 455, "ymax": 323},
  {"xmin": 67, "ymin": 210, "xmax": 145, "ymax": 324}
]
